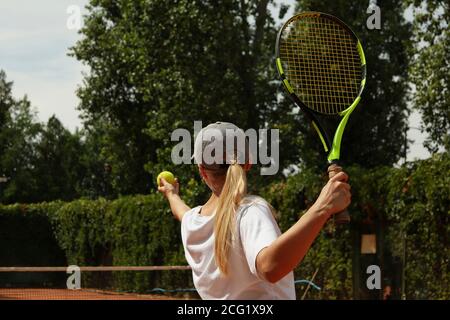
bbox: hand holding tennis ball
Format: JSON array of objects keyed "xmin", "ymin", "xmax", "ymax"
[
  {"xmin": 157, "ymin": 171, "xmax": 175, "ymax": 186},
  {"xmin": 157, "ymin": 171, "xmax": 179, "ymax": 198}
]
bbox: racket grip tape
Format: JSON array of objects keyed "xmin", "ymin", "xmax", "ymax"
[{"xmin": 327, "ymin": 163, "xmax": 351, "ymax": 225}]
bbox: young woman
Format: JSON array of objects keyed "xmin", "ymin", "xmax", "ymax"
[{"xmin": 158, "ymin": 122, "xmax": 351, "ymax": 300}]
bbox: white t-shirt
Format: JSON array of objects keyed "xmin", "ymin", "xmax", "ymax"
[{"xmin": 181, "ymin": 195, "xmax": 296, "ymax": 300}]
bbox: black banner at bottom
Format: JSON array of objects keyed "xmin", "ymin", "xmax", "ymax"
[{"xmin": 0, "ymin": 300, "xmax": 442, "ymax": 319}]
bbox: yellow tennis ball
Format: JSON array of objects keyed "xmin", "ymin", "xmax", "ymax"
[{"xmin": 157, "ymin": 171, "xmax": 175, "ymax": 186}]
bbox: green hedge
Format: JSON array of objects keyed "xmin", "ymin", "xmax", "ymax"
[
  {"xmin": 55, "ymin": 195, "xmax": 189, "ymax": 292},
  {"xmin": 0, "ymin": 194, "xmax": 193, "ymax": 295},
  {"xmin": 0, "ymin": 201, "xmax": 67, "ymax": 287},
  {"xmin": 0, "ymin": 154, "xmax": 448, "ymax": 299},
  {"xmin": 383, "ymin": 154, "xmax": 449, "ymax": 299}
]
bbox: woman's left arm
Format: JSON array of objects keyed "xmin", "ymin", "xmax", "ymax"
[{"xmin": 158, "ymin": 178, "xmax": 191, "ymax": 221}]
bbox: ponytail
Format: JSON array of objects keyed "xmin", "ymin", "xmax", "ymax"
[{"xmin": 214, "ymin": 162, "xmax": 247, "ymax": 275}]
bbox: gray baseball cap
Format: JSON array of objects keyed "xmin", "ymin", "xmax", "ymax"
[{"xmin": 193, "ymin": 122, "xmax": 249, "ymax": 167}]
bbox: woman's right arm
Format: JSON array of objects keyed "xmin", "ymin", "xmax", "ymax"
[
  {"xmin": 256, "ymin": 171, "xmax": 351, "ymax": 283},
  {"xmin": 158, "ymin": 178, "xmax": 191, "ymax": 221}
]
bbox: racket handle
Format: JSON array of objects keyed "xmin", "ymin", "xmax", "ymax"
[
  {"xmin": 327, "ymin": 163, "xmax": 351, "ymax": 225},
  {"xmin": 333, "ymin": 209, "xmax": 351, "ymax": 224}
]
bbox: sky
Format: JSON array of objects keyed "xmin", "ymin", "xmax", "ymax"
[
  {"xmin": 0, "ymin": 0, "xmax": 88, "ymax": 131},
  {"xmin": 0, "ymin": 0, "xmax": 431, "ymax": 162}
]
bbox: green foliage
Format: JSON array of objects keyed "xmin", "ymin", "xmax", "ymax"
[
  {"xmin": 51, "ymin": 194, "xmax": 193, "ymax": 292},
  {"xmin": 52, "ymin": 198, "xmax": 111, "ymax": 265},
  {"xmin": 33, "ymin": 117, "xmax": 87, "ymax": 201},
  {"xmin": 0, "ymin": 70, "xmax": 13, "ymax": 130},
  {"xmin": 406, "ymin": 0, "xmax": 449, "ymax": 152},
  {"xmin": 76, "ymin": 122, "xmax": 116, "ymax": 199},
  {"xmin": 0, "ymin": 202, "xmax": 66, "ymax": 267},
  {"xmin": 0, "ymin": 70, "xmax": 119, "ymax": 203},
  {"xmin": 0, "ymin": 112, "xmax": 88, "ymax": 204},
  {"xmin": 0, "ymin": 202, "xmax": 67, "ymax": 287},
  {"xmin": 383, "ymin": 153, "xmax": 449, "ymax": 299},
  {"xmin": 0, "ymin": 75, "xmax": 42, "ymax": 203}
]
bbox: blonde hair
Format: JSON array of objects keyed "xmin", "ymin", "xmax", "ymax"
[{"xmin": 213, "ymin": 161, "xmax": 247, "ymax": 275}]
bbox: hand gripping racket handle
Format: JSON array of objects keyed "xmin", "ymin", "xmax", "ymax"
[{"xmin": 327, "ymin": 163, "xmax": 351, "ymax": 225}]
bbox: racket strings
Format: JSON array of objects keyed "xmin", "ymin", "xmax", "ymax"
[{"xmin": 279, "ymin": 15, "xmax": 362, "ymax": 114}]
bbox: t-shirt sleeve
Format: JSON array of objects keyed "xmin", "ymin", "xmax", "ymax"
[{"xmin": 239, "ymin": 201, "xmax": 281, "ymax": 279}]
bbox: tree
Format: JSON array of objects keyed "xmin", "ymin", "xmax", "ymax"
[
  {"xmin": 289, "ymin": 0, "xmax": 412, "ymax": 169},
  {"xmin": 0, "ymin": 70, "xmax": 89, "ymax": 203},
  {"xmin": 0, "ymin": 70, "xmax": 13, "ymax": 131},
  {"xmin": 33, "ymin": 116, "xmax": 86, "ymax": 201},
  {"xmin": 77, "ymin": 120, "xmax": 116, "ymax": 199},
  {"xmin": 0, "ymin": 93, "xmax": 42, "ymax": 203},
  {"xmin": 70, "ymin": 0, "xmax": 303, "ymax": 197},
  {"xmin": 406, "ymin": 0, "xmax": 449, "ymax": 153}
]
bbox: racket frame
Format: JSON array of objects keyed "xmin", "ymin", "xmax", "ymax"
[{"xmin": 275, "ymin": 11, "xmax": 367, "ymax": 163}]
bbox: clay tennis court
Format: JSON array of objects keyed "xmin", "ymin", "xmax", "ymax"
[
  {"xmin": 0, "ymin": 288, "xmax": 180, "ymax": 300},
  {"xmin": 0, "ymin": 266, "xmax": 194, "ymax": 300}
]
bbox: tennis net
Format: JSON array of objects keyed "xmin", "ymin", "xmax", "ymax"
[{"xmin": 0, "ymin": 266, "xmax": 195, "ymax": 300}]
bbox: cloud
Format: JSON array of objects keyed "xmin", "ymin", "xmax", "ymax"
[{"xmin": 0, "ymin": 0, "xmax": 89, "ymax": 131}]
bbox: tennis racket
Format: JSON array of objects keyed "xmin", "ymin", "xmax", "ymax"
[{"xmin": 275, "ymin": 12, "xmax": 366, "ymax": 224}]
